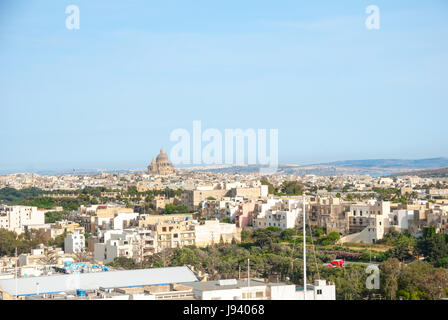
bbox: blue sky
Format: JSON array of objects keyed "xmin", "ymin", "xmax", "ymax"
[{"xmin": 0, "ymin": 0, "xmax": 447, "ymax": 172}]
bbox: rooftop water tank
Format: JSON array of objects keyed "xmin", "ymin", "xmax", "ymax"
[{"xmin": 76, "ymin": 289, "xmax": 86, "ymax": 297}]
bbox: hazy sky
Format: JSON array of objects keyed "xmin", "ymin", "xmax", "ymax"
[{"xmin": 1, "ymin": 0, "xmax": 447, "ymax": 172}]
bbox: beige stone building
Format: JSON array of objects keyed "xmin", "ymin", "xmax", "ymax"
[
  {"xmin": 307, "ymin": 196, "xmax": 350, "ymax": 234},
  {"xmin": 194, "ymin": 220, "xmax": 241, "ymax": 247},
  {"xmin": 148, "ymin": 220, "xmax": 196, "ymax": 251},
  {"xmin": 181, "ymin": 186, "xmax": 266, "ymax": 211},
  {"xmin": 138, "ymin": 213, "xmax": 195, "ymax": 228},
  {"xmin": 148, "ymin": 149, "xmax": 175, "ymax": 175}
]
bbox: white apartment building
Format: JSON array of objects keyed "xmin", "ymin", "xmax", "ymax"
[
  {"xmin": 254, "ymin": 198, "xmax": 301, "ymax": 230},
  {"xmin": 94, "ymin": 229, "xmax": 156, "ymax": 264},
  {"xmin": 340, "ymin": 201, "xmax": 390, "ymax": 244},
  {"xmin": 94, "ymin": 232, "xmax": 135, "ymax": 264},
  {"xmin": 0, "ymin": 205, "xmax": 45, "ymax": 234},
  {"xmin": 64, "ymin": 230, "xmax": 85, "ymax": 254},
  {"xmin": 267, "ymin": 209, "xmax": 300, "ymax": 229},
  {"xmin": 220, "ymin": 197, "xmax": 244, "ymax": 221},
  {"xmin": 188, "ymin": 278, "xmax": 335, "ymax": 300},
  {"xmin": 387, "ymin": 209, "xmax": 415, "ymax": 232},
  {"xmin": 194, "ymin": 219, "xmax": 240, "ymax": 247},
  {"xmin": 112, "ymin": 212, "xmax": 139, "ymax": 230}
]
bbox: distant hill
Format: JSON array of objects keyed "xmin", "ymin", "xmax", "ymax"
[
  {"xmin": 321, "ymin": 157, "xmax": 448, "ymax": 169},
  {"xmin": 189, "ymin": 157, "xmax": 448, "ymax": 177},
  {"xmin": 389, "ymin": 167, "xmax": 448, "ymax": 178}
]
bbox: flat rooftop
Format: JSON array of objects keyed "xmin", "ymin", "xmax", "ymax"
[
  {"xmin": 184, "ymin": 279, "xmax": 289, "ymax": 292},
  {"xmin": 0, "ymin": 266, "xmax": 198, "ymax": 297}
]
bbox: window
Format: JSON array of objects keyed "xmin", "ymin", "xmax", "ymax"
[{"xmin": 317, "ymin": 289, "xmax": 322, "ymax": 295}]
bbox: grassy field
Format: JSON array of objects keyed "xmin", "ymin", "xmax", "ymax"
[{"xmin": 341, "ymin": 242, "xmax": 392, "ymax": 252}]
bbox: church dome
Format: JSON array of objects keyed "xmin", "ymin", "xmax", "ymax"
[
  {"xmin": 156, "ymin": 149, "xmax": 168, "ymax": 162},
  {"xmin": 148, "ymin": 149, "xmax": 174, "ymax": 175}
]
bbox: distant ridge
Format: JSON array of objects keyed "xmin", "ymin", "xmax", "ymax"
[
  {"xmin": 388, "ymin": 167, "xmax": 448, "ymax": 178},
  {"xmin": 198, "ymin": 157, "xmax": 448, "ymax": 176},
  {"xmin": 2, "ymin": 157, "xmax": 448, "ymax": 177},
  {"xmin": 320, "ymin": 157, "xmax": 448, "ymax": 169}
]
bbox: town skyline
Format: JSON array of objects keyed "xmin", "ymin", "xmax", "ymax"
[
  {"xmin": 1, "ymin": 1, "xmax": 448, "ymax": 172},
  {"xmin": 1, "ymin": 0, "xmax": 448, "ymax": 304},
  {"xmin": 2, "ymin": 155, "xmax": 448, "ymax": 176}
]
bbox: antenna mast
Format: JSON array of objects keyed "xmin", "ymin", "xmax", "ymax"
[
  {"xmin": 15, "ymin": 247, "xmax": 18, "ymax": 299},
  {"xmin": 303, "ymin": 193, "xmax": 306, "ymax": 300},
  {"xmin": 247, "ymin": 258, "xmax": 250, "ymax": 289}
]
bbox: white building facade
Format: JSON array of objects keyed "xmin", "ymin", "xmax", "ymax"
[
  {"xmin": 0, "ymin": 205, "xmax": 44, "ymax": 234},
  {"xmin": 64, "ymin": 230, "xmax": 86, "ymax": 254}
]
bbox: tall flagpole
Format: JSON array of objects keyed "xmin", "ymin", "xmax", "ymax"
[
  {"xmin": 303, "ymin": 193, "xmax": 306, "ymax": 300},
  {"xmin": 15, "ymin": 247, "xmax": 18, "ymax": 300},
  {"xmin": 247, "ymin": 258, "xmax": 250, "ymax": 288}
]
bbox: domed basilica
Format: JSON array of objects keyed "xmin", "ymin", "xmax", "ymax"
[{"xmin": 148, "ymin": 149, "xmax": 175, "ymax": 175}]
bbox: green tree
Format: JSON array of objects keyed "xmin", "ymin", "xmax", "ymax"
[
  {"xmin": 327, "ymin": 232, "xmax": 341, "ymax": 243},
  {"xmin": 398, "ymin": 260, "xmax": 448, "ymax": 300},
  {"xmin": 241, "ymin": 229, "xmax": 252, "ymax": 242},
  {"xmin": 415, "ymin": 227, "xmax": 448, "ymax": 264},
  {"xmin": 45, "ymin": 211, "xmax": 66, "ymax": 223},
  {"xmin": 252, "ymin": 229, "xmax": 279, "ymax": 250},
  {"xmin": 388, "ymin": 237, "xmax": 415, "ymax": 262},
  {"xmin": 379, "ymin": 258, "xmax": 402, "ymax": 299},
  {"xmin": 312, "ymin": 227, "xmax": 325, "ymax": 237},
  {"xmin": 277, "ymin": 181, "xmax": 303, "ymax": 195},
  {"xmin": 260, "ymin": 179, "xmax": 275, "ymax": 194},
  {"xmin": 280, "ymin": 228, "xmax": 298, "ymax": 241},
  {"xmin": 107, "ymin": 257, "xmax": 139, "ymax": 269}
]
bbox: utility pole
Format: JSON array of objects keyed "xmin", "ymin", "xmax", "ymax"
[
  {"xmin": 303, "ymin": 193, "xmax": 307, "ymax": 300},
  {"xmin": 15, "ymin": 247, "xmax": 18, "ymax": 300},
  {"xmin": 247, "ymin": 258, "xmax": 250, "ymax": 291}
]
